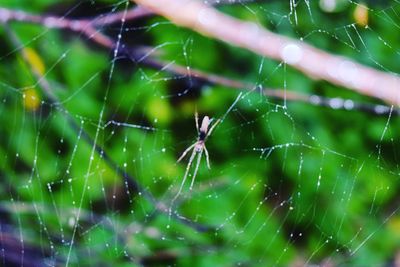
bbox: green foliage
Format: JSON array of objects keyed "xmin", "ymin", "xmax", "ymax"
[{"xmin": 1, "ymin": 0, "xmax": 400, "ymax": 266}]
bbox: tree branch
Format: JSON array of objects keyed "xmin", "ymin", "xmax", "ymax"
[{"xmin": 131, "ymin": 0, "xmax": 400, "ymax": 105}]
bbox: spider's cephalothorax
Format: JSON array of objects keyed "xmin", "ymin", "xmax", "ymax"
[{"xmin": 175, "ymin": 113, "xmax": 220, "ymax": 196}]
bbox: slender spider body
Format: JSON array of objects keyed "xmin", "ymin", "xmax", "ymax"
[
  {"xmin": 174, "ymin": 112, "xmax": 220, "ymax": 200},
  {"xmin": 168, "ymin": 93, "xmax": 242, "ymax": 221}
]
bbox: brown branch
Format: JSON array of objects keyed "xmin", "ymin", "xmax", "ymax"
[
  {"xmin": 0, "ymin": 6, "xmax": 152, "ymax": 49},
  {"xmin": 91, "ymin": 5, "xmax": 153, "ymax": 26},
  {"xmin": 131, "ymin": 0, "xmax": 400, "ymax": 105},
  {"xmin": 0, "ymin": 6, "xmax": 150, "ymax": 27}
]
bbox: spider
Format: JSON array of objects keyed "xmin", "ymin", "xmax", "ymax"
[{"xmin": 174, "ymin": 111, "xmax": 220, "ymax": 197}]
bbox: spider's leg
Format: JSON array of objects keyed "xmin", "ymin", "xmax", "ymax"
[
  {"xmin": 173, "ymin": 148, "xmax": 197, "ymax": 202},
  {"xmin": 177, "ymin": 143, "xmax": 196, "ymax": 163},
  {"xmin": 189, "ymin": 150, "xmax": 203, "ymax": 191},
  {"xmin": 206, "ymin": 118, "xmax": 221, "ymax": 137},
  {"xmin": 195, "ymin": 108, "xmax": 199, "ymax": 134},
  {"xmin": 204, "ymin": 145, "xmax": 211, "ymax": 169}
]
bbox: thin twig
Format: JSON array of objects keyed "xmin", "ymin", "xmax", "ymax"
[
  {"xmin": 92, "ymin": 5, "xmax": 153, "ymax": 26},
  {"xmin": 144, "ymin": 57, "xmax": 398, "ymax": 115}
]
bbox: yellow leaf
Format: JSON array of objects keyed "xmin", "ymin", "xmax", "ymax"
[
  {"xmin": 354, "ymin": 3, "xmax": 369, "ymax": 27},
  {"xmin": 388, "ymin": 216, "xmax": 400, "ymax": 236},
  {"xmin": 23, "ymin": 47, "xmax": 45, "ymax": 76},
  {"xmin": 23, "ymin": 87, "xmax": 41, "ymax": 111}
]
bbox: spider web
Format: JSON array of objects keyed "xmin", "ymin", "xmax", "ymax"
[{"xmin": 1, "ymin": 0, "xmax": 400, "ymax": 266}]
